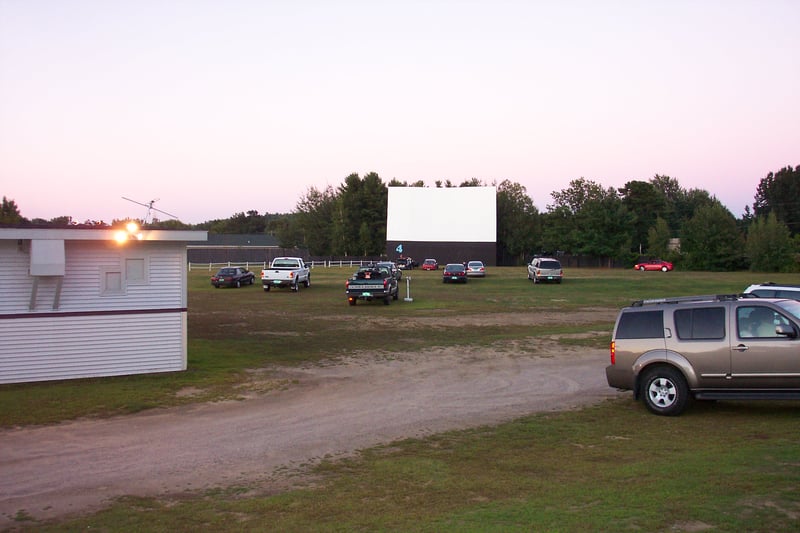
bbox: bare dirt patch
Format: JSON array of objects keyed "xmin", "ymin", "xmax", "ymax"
[{"xmin": 0, "ymin": 336, "xmax": 621, "ymax": 527}]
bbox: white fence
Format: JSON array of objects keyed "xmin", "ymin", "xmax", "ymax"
[{"xmin": 188, "ymin": 260, "xmax": 377, "ymax": 271}]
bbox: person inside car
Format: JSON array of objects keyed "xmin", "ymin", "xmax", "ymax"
[{"xmin": 740, "ymin": 307, "xmax": 778, "ymax": 338}]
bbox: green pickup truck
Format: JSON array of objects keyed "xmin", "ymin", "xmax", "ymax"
[{"xmin": 345, "ymin": 265, "xmax": 399, "ymax": 305}]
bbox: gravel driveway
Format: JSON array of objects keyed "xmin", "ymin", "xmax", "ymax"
[{"xmin": 0, "ymin": 343, "xmax": 620, "ymax": 526}]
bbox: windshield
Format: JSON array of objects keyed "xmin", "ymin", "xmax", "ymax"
[{"xmin": 776, "ymin": 300, "xmax": 800, "ymax": 321}]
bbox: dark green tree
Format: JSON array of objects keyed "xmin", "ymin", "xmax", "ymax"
[
  {"xmin": 681, "ymin": 204, "xmax": 745, "ymax": 271},
  {"xmin": 1, "ymin": 196, "xmax": 24, "ymax": 224},
  {"xmin": 495, "ymin": 180, "xmax": 539, "ymax": 264},
  {"xmin": 574, "ymin": 195, "xmax": 633, "ymax": 265},
  {"xmin": 332, "ymin": 173, "xmax": 387, "ymax": 256},
  {"xmin": 540, "ymin": 206, "xmax": 576, "ymax": 254},
  {"xmin": 754, "ymin": 165, "xmax": 800, "ymax": 236},
  {"xmin": 619, "ymin": 180, "xmax": 666, "ymax": 254},
  {"xmin": 544, "ymin": 178, "xmax": 632, "ymax": 261},
  {"xmin": 745, "ymin": 212, "xmax": 797, "ymax": 272},
  {"xmin": 291, "ymin": 185, "xmax": 337, "ymax": 255},
  {"xmin": 647, "ymin": 217, "xmax": 672, "ymax": 261}
]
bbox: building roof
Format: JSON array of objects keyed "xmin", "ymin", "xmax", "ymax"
[
  {"xmin": 0, "ymin": 227, "xmax": 207, "ymax": 242},
  {"xmin": 199, "ymin": 233, "xmax": 279, "ymax": 247}
]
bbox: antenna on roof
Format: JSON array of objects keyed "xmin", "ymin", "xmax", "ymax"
[{"xmin": 121, "ymin": 197, "xmax": 179, "ymax": 224}]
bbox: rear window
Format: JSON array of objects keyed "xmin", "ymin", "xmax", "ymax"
[
  {"xmin": 674, "ymin": 307, "xmax": 725, "ymax": 340},
  {"xmin": 616, "ymin": 310, "xmax": 664, "ymax": 339},
  {"xmin": 539, "ymin": 260, "xmax": 561, "ymax": 269}
]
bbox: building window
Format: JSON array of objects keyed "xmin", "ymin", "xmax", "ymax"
[
  {"xmin": 126, "ymin": 258, "xmax": 147, "ymax": 285},
  {"xmin": 101, "ymin": 268, "xmax": 124, "ymax": 296}
]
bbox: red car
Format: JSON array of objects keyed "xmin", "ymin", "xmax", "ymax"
[
  {"xmin": 421, "ymin": 259, "xmax": 438, "ymax": 271},
  {"xmin": 634, "ymin": 259, "xmax": 673, "ymax": 272}
]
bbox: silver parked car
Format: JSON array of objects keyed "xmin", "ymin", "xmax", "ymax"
[
  {"xmin": 527, "ymin": 257, "xmax": 562, "ymax": 284},
  {"xmin": 466, "ymin": 260, "xmax": 486, "ymax": 277}
]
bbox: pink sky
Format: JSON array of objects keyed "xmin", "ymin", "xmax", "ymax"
[{"xmin": 1, "ymin": 1, "xmax": 798, "ymax": 224}]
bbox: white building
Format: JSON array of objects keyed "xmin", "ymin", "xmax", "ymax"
[{"xmin": 0, "ymin": 226, "xmax": 207, "ymax": 384}]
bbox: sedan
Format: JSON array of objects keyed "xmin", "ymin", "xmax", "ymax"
[
  {"xmin": 634, "ymin": 259, "xmax": 673, "ymax": 272},
  {"xmin": 442, "ymin": 263, "xmax": 468, "ymax": 283},
  {"xmin": 466, "ymin": 260, "xmax": 486, "ymax": 277},
  {"xmin": 211, "ymin": 267, "xmax": 255, "ymax": 288},
  {"xmin": 421, "ymin": 259, "xmax": 439, "ymax": 271}
]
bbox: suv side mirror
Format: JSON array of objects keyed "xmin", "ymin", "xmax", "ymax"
[{"xmin": 776, "ymin": 324, "xmax": 798, "ymax": 338}]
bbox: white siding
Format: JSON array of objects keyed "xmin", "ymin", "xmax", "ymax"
[
  {"xmin": 0, "ymin": 238, "xmax": 190, "ymax": 383},
  {"xmin": 0, "ymin": 312, "xmax": 187, "ymax": 383}
]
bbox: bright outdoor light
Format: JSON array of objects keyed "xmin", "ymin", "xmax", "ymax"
[
  {"xmin": 126, "ymin": 221, "xmax": 139, "ymax": 234},
  {"xmin": 114, "ymin": 230, "xmax": 129, "ymax": 244}
]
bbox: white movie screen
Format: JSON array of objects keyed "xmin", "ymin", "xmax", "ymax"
[{"xmin": 386, "ymin": 186, "xmax": 496, "ymax": 243}]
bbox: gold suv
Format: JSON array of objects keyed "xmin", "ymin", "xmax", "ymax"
[{"xmin": 606, "ymin": 294, "xmax": 800, "ymax": 415}]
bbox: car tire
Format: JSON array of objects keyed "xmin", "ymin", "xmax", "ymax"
[
  {"xmin": 383, "ymin": 296, "xmax": 390, "ymax": 305},
  {"xmin": 349, "ymin": 299, "xmax": 356, "ymax": 306},
  {"xmin": 393, "ymin": 290, "xmax": 398, "ymax": 300},
  {"xmin": 292, "ymin": 283, "xmax": 299, "ymax": 292},
  {"xmin": 641, "ymin": 366, "xmax": 690, "ymax": 416},
  {"xmin": 236, "ymin": 280, "xmax": 241, "ymax": 288},
  {"xmin": 304, "ymin": 276, "xmax": 311, "ymax": 288},
  {"xmin": 263, "ymin": 285, "xmax": 270, "ymax": 292},
  {"xmin": 661, "ymin": 266, "xmax": 668, "ymax": 272},
  {"xmin": 214, "ymin": 285, "xmax": 220, "ymax": 289},
  {"xmin": 640, "ymin": 266, "xmax": 646, "ymax": 271}
]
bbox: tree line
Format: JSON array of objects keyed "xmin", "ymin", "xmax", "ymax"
[{"xmin": 3, "ymin": 165, "xmax": 799, "ymax": 271}]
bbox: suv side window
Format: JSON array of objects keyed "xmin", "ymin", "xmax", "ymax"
[
  {"xmin": 616, "ymin": 310, "xmax": 663, "ymax": 339},
  {"xmin": 737, "ymin": 306, "xmax": 794, "ymax": 338},
  {"xmin": 674, "ymin": 307, "xmax": 725, "ymax": 340},
  {"xmin": 749, "ymin": 289, "xmax": 777, "ymax": 298}
]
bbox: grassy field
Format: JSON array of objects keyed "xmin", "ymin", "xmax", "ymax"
[{"xmin": 4, "ymin": 267, "xmax": 800, "ymax": 531}]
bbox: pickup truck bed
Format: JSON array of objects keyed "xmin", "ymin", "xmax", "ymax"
[{"xmin": 346, "ymin": 267, "xmax": 399, "ymax": 305}]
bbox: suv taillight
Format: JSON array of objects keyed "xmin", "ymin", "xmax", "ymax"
[{"xmin": 610, "ymin": 341, "xmax": 616, "ymax": 365}]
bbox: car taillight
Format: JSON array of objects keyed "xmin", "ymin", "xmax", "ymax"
[
  {"xmin": 610, "ymin": 341, "xmax": 616, "ymax": 365},
  {"xmin": 289, "ymin": 272, "xmax": 295, "ymax": 278},
  {"xmin": 345, "ymin": 280, "xmax": 350, "ymax": 288},
  {"xmin": 383, "ymin": 279, "xmax": 388, "ymax": 288}
]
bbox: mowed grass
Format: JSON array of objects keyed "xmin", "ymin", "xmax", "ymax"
[
  {"xmin": 5, "ymin": 267, "xmax": 800, "ymax": 531},
  {"xmin": 1, "ymin": 266, "xmax": 765, "ymax": 426}
]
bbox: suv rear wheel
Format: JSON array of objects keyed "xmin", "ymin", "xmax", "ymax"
[{"xmin": 641, "ymin": 366, "xmax": 690, "ymax": 416}]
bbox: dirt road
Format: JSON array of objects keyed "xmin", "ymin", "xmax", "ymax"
[{"xmin": 0, "ymin": 343, "xmax": 620, "ymax": 526}]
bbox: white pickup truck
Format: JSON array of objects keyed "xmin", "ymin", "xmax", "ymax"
[{"xmin": 261, "ymin": 257, "xmax": 311, "ymax": 292}]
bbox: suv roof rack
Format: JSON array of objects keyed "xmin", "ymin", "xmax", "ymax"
[
  {"xmin": 631, "ymin": 294, "xmax": 742, "ymax": 307},
  {"xmin": 753, "ymin": 281, "xmax": 800, "ymax": 288}
]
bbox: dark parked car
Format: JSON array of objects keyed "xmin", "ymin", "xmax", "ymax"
[
  {"xmin": 633, "ymin": 259, "xmax": 673, "ymax": 272},
  {"xmin": 442, "ymin": 263, "xmax": 468, "ymax": 283},
  {"xmin": 211, "ymin": 267, "xmax": 255, "ymax": 288}
]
